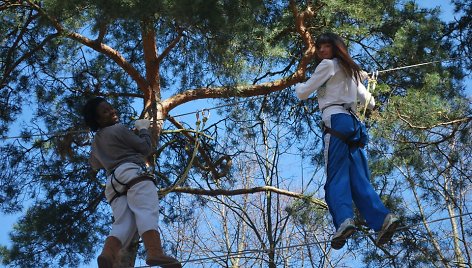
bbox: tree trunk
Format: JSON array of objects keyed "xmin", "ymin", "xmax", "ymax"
[
  {"xmin": 405, "ymin": 166, "xmax": 450, "ymax": 267},
  {"xmin": 443, "ymin": 141, "xmax": 466, "ymax": 267}
]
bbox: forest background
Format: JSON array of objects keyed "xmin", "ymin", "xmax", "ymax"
[{"xmin": 0, "ymin": 0, "xmax": 471, "ymax": 267}]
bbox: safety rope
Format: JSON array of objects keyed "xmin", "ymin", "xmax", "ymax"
[
  {"xmin": 0, "ymin": 56, "xmax": 466, "ymax": 141},
  {"xmin": 0, "ymin": 126, "xmax": 208, "ymax": 140},
  {"xmin": 159, "ymin": 110, "xmax": 209, "ymax": 196},
  {"xmin": 374, "ymin": 57, "xmax": 465, "ymax": 74},
  {"xmin": 358, "ymin": 56, "xmax": 467, "ymax": 120},
  {"xmin": 0, "ymin": 56, "xmax": 468, "ymax": 267},
  {"xmin": 0, "ymin": 96, "xmax": 269, "ymax": 140},
  {"xmin": 130, "ymin": 211, "xmax": 472, "ymax": 267}
]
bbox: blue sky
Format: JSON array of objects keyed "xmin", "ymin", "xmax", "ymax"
[{"xmin": 0, "ymin": 1, "xmax": 470, "ymax": 267}]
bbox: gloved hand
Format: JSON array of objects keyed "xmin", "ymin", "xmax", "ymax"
[
  {"xmin": 360, "ymin": 70, "xmax": 369, "ymax": 80},
  {"xmin": 134, "ymin": 119, "xmax": 151, "ymax": 130}
]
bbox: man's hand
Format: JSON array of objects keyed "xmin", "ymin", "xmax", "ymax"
[{"xmin": 135, "ymin": 119, "xmax": 151, "ymax": 130}]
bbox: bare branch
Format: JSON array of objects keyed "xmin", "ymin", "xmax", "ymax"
[
  {"xmin": 156, "ymin": 24, "xmax": 184, "ymax": 64},
  {"xmin": 162, "ymin": 186, "xmax": 328, "ymax": 210},
  {"xmin": 168, "ymin": 117, "xmax": 231, "ymax": 180},
  {"xmin": 397, "ymin": 111, "xmax": 471, "ymax": 130}
]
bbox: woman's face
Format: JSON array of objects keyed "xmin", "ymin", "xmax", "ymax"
[
  {"xmin": 317, "ymin": 43, "xmax": 334, "ymax": 60},
  {"xmin": 96, "ymin": 101, "xmax": 119, "ymax": 128}
]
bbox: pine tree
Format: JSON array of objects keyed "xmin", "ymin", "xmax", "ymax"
[{"xmin": 0, "ymin": 0, "xmax": 470, "ymax": 267}]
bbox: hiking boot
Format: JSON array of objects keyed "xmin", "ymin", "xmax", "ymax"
[
  {"xmin": 97, "ymin": 236, "xmax": 122, "ymax": 268},
  {"xmin": 331, "ymin": 218, "xmax": 356, "ymax": 250},
  {"xmin": 142, "ymin": 230, "xmax": 182, "ymax": 268},
  {"xmin": 376, "ymin": 213, "xmax": 400, "ymax": 246}
]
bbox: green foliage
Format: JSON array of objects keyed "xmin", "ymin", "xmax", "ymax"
[
  {"xmin": 5, "ymin": 200, "xmax": 106, "ymax": 267},
  {"xmin": 450, "ymin": 0, "xmax": 472, "ymax": 70},
  {"xmin": 286, "ymin": 196, "xmax": 327, "ymax": 225},
  {"xmin": 0, "ymin": 0, "xmax": 471, "ymax": 267}
]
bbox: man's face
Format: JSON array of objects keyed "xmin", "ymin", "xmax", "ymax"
[{"xmin": 96, "ymin": 101, "xmax": 119, "ymax": 128}]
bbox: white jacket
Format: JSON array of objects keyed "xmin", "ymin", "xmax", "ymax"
[{"xmin": 295, "ymin": 58, "xmax": 375, "ymax": 121}]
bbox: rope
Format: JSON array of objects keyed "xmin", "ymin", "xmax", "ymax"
[
  {"xmin": 1, "ymin": 130, "xmax": 87, "ymax": 140},
  {"xmin": 0, "ymin": 128, "xmax": 199, "ymax": 140},
  {"xmin": 0, "ymin": 95, "xmax": 271, "ymax": 140},
  {"xmin": 374, "ymin": 56, "xmax": 465, "ymax": 74},
  {"xmin": 130, "ymin": 211, "xmax": 472, "ymax": 267},
  {"xmin": 0, "ymin": 56, "xmax": 466, "ymax": 141},
  {"xmin": 159, "ymin": 111, "xmax": 208, "ymax": 196},
  {"xmin": 169, "ymin": 95, "xmax": 269, "ymax": 119}
]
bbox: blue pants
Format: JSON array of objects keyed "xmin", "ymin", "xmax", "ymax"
[{"xmin": 323, "ymin": 113, "xmax": 389, "ymax": 231}]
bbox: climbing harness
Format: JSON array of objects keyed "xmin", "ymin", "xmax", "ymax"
[
  {"xmin": 322, "ymin": 69, "xmax": 378, "ymax": 148},
  {"xmin": 323, "ymin": 125, "xmax": 365, "ymax": 148},
  {"xmin": 321, "ymin": 104, "xmax": 367, "ymax": 148},
  {"xmin": 108, "ymin": 164, "xmax": 156, "ymax": 204}
]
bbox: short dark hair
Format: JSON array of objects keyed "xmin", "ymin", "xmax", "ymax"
[{"xmin": 82, "ymin": 97, "xmax": 106, "ymax": 132}]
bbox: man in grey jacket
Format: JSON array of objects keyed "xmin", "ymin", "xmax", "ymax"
[{"xmin": 83, "ymin": 97, "xmax": 181, "ymax": 268}]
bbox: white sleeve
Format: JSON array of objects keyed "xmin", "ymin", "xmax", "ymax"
[
  {"xmin": 295, "ymin": 59, "xmax": 335, "ymax": 100},
  {"xmin": 357, "ymin": 81, "xmax": 375, "ymax": 110}
]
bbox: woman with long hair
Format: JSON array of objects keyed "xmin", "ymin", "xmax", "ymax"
[{"xmin": 295, "ymin": 32, "xmax": 399, "ymax": 250}]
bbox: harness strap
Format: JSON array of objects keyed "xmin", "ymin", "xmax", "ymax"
[
  {"xmin": 110, "ymin": 172, "xmax": 125, "ymax": 197},
  {"xmin": 321, "ymin": 103, "xmax": 347, "ymax": 113},
  {"xmin": 323, "ymin": 125, "xmax": 365, "ymax": 148},
  {"xmin": 109, "ymin": 175, "xmax": 156, "ymax": 204},
  {"xmin": 322, "ymin": 104, "xmax": 361, "ymax": 121},
  {"xmin": 322, "ymin": 103, "xmax": 365, "ymax": 148}
]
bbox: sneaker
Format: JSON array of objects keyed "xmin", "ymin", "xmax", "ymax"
[
  {"xmin": 331, "ymin": 218, "xmax": 356, "ymax": 250},
  {"xmin": 376, "ymin": 213, "xmax": 400, "ymax": 246}
]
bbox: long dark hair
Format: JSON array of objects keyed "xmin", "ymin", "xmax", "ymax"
[{"xmin": 315, "ymin": 32, "xmax": 362, "ymax": 82}]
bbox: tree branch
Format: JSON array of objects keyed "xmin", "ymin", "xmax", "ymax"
[
  {"xmin": 290, "ymin": 0, "xmax": 321, "ymax": 77},
  {"xmin": 168, "ymin": 117, "xmax": 231, "ymax": 180},
  {"xmin": 161, "ymin": 186, "xmax": 328, "ymax": 210},
  {"xmin": 156, "ymin": 24, "xmax": 184, "ymax": 64},
  {"xmin": 25, "ymin": 0, "xmax": 149, "ymax": 92},
  {"xmin": 162, "ymin": 2, "xmax": 321, "ymax": 113},
  {"xmin": 0, "ymin": 1, "xmax": 23, "ymax": 11},
  {"xmin": 96, "ymin": 19, "xmax": 108, "ymax": 44},
  {"xmin": 397, "ymin": 111, "xmax": 472, "ymax": 130},
  {"xmin": 162, "ymin": 78, "xmax": 297, "ymax": 112},
  {"xmin": 1, "ymin": 12, "xmax": 56, "ymax": 86}
]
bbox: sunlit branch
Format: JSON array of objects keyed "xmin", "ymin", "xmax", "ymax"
[{"xmin": 162, "ymin": 186, "xmax": 328, "ymax": 210}]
